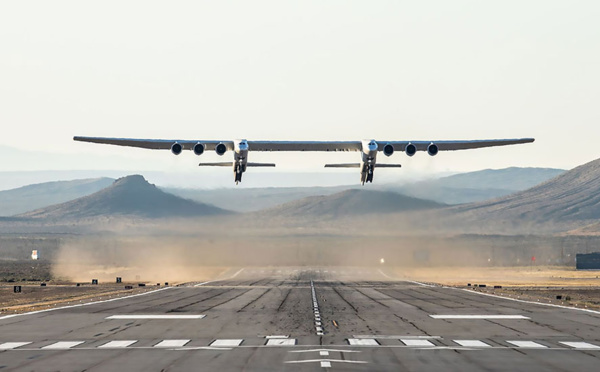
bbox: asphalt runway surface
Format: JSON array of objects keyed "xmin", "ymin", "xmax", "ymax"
[{"xmin": 1, "ymin": 267, "xmax": 600, "ymax": 371}]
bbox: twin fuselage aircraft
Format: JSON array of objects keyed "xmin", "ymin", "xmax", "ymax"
[{"xmin": 73, "ymin": 136, "xmax": 535, "ymax": 185}]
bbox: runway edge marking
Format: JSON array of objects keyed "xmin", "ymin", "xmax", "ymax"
[
  {"xmin": 378, "ymin": 268, "xmax": 600, "ymax": 317},
  {"xmin": 0, "ymin": 287, "xmax": 173, "ymax": 321},
  {"xmin": 194, "ymin": 268, "xmax": 245, "ymax": 287},
  {"xmin": 457, "ymin": 288, "xmax": 600, "ymax": 316}
]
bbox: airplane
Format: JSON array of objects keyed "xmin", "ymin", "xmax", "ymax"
[{"xmin": 73, "ymin": 136, "xmax": 535, "ymax": 185}]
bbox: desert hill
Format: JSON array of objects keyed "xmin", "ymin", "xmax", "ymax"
[
  {"xmin": 395, "ymin": 167, "xmax": 565, "ymax": 205},
  {"xmin": 450, "ymin": 158, "xmax": 600, "ymax": 229},
  {"xmin": 20, "ymin": 175, "xmax": 231, "ymax": 219},
  {"xmin": 0, "ymin": 178, "xmax": 114, "ymax": 216},
  {"xmin": 258, "ymin": 189, "xmax": 443, "ymax": 219}
]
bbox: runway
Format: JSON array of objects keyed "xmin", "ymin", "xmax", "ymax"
[{"xmin": 1, "ymin": 267, "xmax": 599, "ymax": 371}]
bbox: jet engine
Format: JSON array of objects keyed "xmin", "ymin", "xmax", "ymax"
[
  {"xmin": 383, "ymin": 143, "xmax": 394, "ymax": 157},
  {"xmin": 427, "ymin": 143, "xmax": 439, "ymax": 156},
  {"xmin": 171, "ymin": 142, "xmax": 183, "ymax": 155},
  {"xmin": 193, "ymin": 143, "xmax": 205, "ymax": 155},
  {"xmin": 405, "ymin": 143, "xmax": 417, "ymax": 157},
  {"xmin": 215, "ymin": 143, "xmax": 227, "ymax": 156}
]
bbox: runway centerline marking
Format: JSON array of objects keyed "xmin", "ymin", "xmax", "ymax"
[
  {"xmin": 106, "ymin": 315, "xmax": 205, "ymax": 320},
  {"xmin": 430, "ymin": 315, "xmax": 530, "ymax": 320}
]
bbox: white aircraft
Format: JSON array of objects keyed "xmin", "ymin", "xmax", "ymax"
[{"xmin": 73, "ymin": 136, "xmax": 534, "ymax": 185}]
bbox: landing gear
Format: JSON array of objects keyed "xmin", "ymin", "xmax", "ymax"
[
  {"xmin": 234, "ymin": 163, "xmax": 244, "ymax": 185},
  {"xmin": 366, "ymin": 164, "xmax": 374, "ymax": 183}
]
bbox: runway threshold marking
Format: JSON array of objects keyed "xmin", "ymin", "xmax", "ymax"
[
  {"xmin": 401, "ymin": 339, "xmax": 435, "ymax": 347},
  {"xmin": 506, "ymin": 341, "xmax": 547, "ymax": 348},
  {"xmin": 266, "ymin": 339, "xmax": 296, "ymax": 346},
  {"xmin": 99, "ymin": 340, "xmax": 137, "ymax": 348},
  {"xmin": 42, "ymin": 341, "xmax": 85, "ymax": 350},
  {"xmin": 348, "ymin": 338, "xmax": 379, "ymax": 346},
  {"xmin": 210, "ymin": 339, "xmax": 243, "ymax": 347},
  {"xmin": 454, "ymin": 340, "xmax": 491, "ymax": 348},
  {"xmin": 0, "ymin": 342, "xmax": 31, "ymax": 350},
  {"xmin": 559, "ymin": 342, "xmax": 600, "ymax": 350},
  {"xmin": 106, "ymin": 315, "xmax": 205, "ymax": 320},
  {"xmin": 154, "ymin": 340, "xmax": 190, "ymax": 348},
  {"xmin": 430, "ymin": 315, "xmax": 530, "ymax": 320}
]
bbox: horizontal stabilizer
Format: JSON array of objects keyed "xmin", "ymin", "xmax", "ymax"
[
  {"xmin": 325, "ymin": 163, "xmax": 360, "ymax": 168},
  {"xmin": 247, "ymin": 163, "xmax": 276, "ymax": 167},
  {"xmin": 375, "ymin": 164, "xmax": 402, "ymax": 168},
  {"xmin": 199, "ymin": 162, "xmax": 233, "ymax": 167}
]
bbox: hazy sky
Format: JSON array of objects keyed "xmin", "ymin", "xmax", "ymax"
[{"xmin": 1, "ymin": 1, "xmax": 599, "ymax": 178}]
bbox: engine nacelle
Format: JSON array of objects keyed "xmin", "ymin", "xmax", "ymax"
[
  {"xmin": 383, "ymin": 143, "xmax": 394, "ymax": 157},
  {"xmin": 193, "ymin": 143, "xmax": 205, "ymax": 155},
  {"xmin": 215, "ymin": 143, "xmax": 227, "ymax": 156},
  {"xmin": 405, "ymin": 143, "xmax": 417, "ymax": 157},
  {"xmin": 427, "ymin": 143, "xmax": 439, "ymax": 156},
  {"xmin": 171, "ymin": 142, "xmax": 183, "ymax": 155}
]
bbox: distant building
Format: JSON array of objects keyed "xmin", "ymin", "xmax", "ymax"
[{"xmin": 575, "ymin": 252, "xmax": 600, "ymax": 270}]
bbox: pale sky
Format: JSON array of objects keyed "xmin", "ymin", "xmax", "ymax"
[{"xmin": 1, "ymin": 1, "xmax": 599, "ymax": 180}]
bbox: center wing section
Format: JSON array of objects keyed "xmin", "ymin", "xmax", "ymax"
[{"xmin": 247, "ymin": 141, "xmax": 362, "ymax": 152}]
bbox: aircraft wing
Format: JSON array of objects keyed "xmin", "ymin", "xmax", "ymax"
[
  {"xmin": 74, "ymin": 137, "xmax": 533, "ymax": 152},
  {"xmin": 380, "ymin": 138, "xmax": 535, "ymax": 152},
  {"xmin": 73, "ymin": 137, "xmax": 235, "ymax": 151}
]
